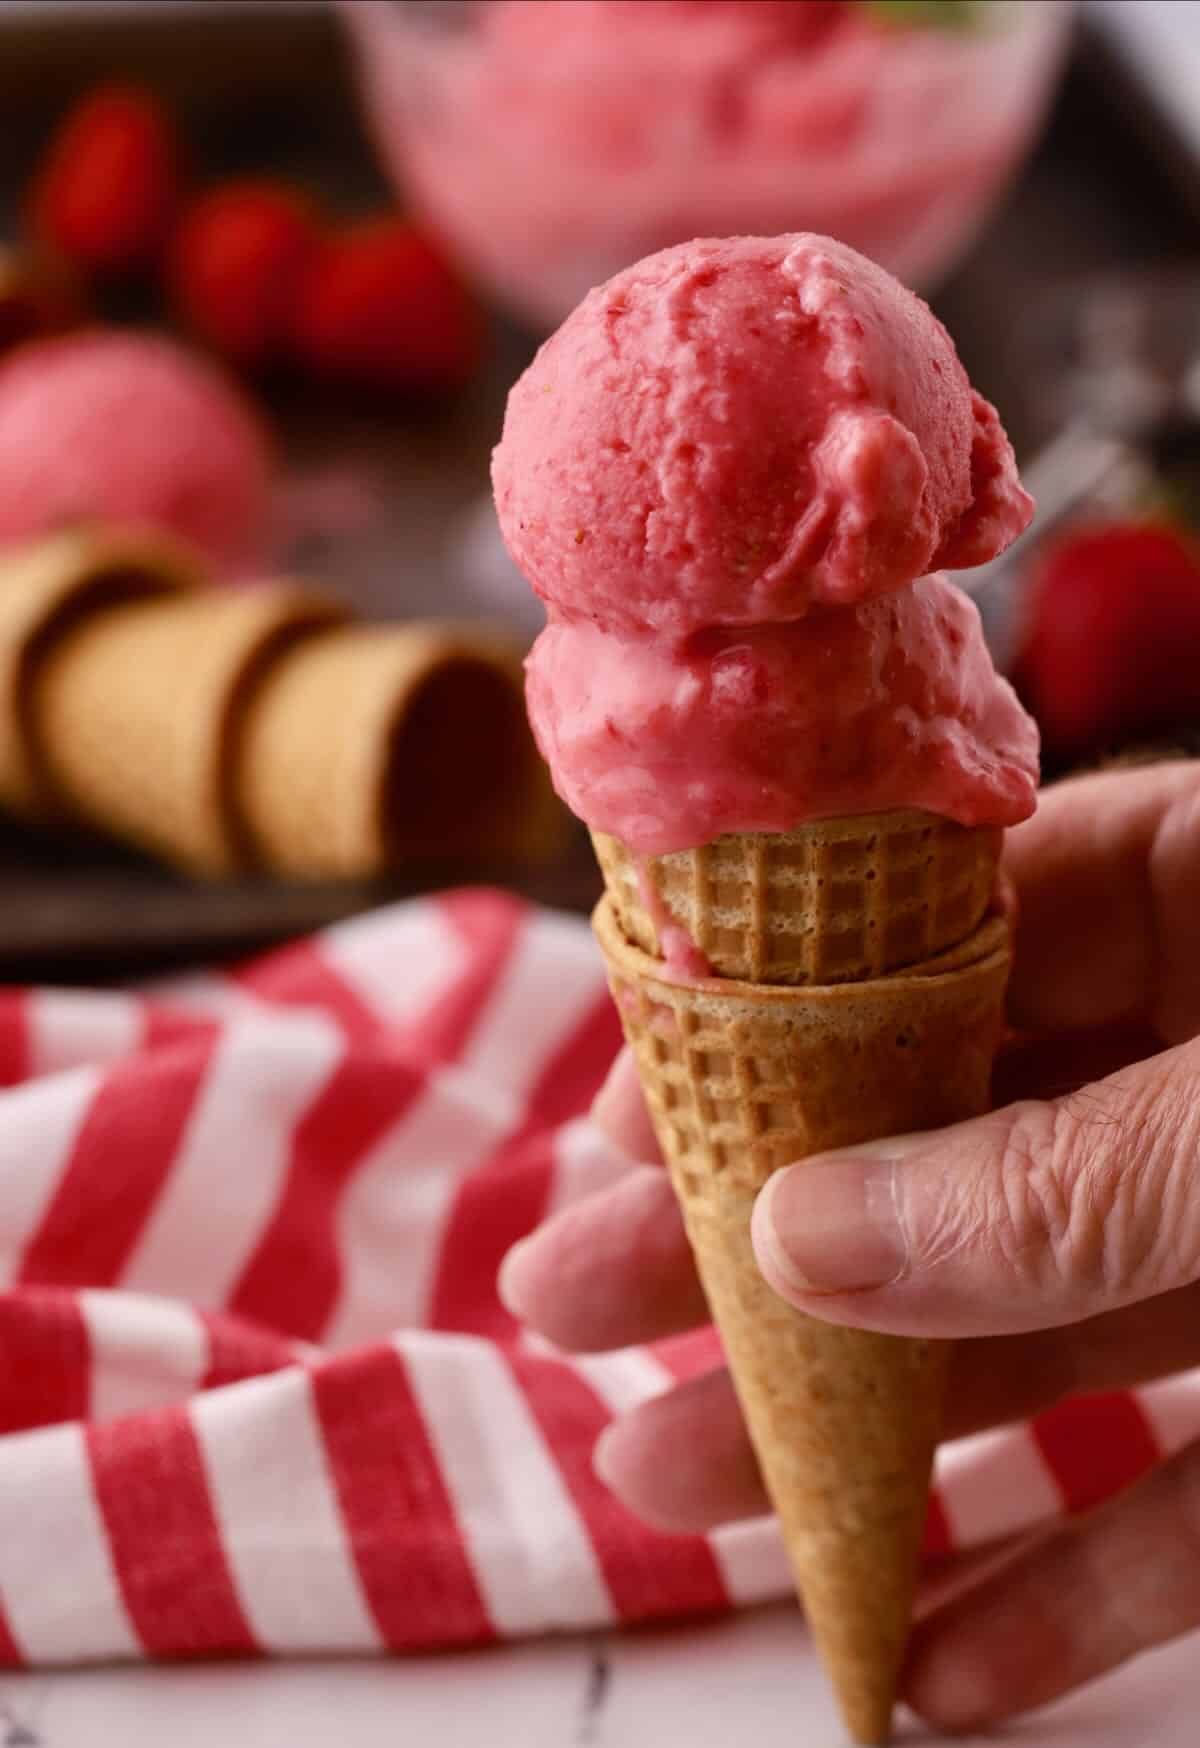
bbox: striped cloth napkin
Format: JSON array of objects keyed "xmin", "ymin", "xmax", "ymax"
[{"xmin": 0, "ymin": 889, "xmax": 1196, "ymax": 1664}]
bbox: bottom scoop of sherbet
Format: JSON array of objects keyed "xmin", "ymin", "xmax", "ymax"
[{"xmin": 525, "ymin": 573, "xmax": 1039, "ymax": 855}]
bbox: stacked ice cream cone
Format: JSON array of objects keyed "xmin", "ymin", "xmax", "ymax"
[
  {"xmin": 493, "ymin": 234, "xmax": 1042, "ymax": 1742},
  {"xmin": 0, "ymin": 526, "xmax": 558, "ymax": 879},
  {"xmin": 592, "ymin": 828, "xmax": 1011, "ymax": 1743}
]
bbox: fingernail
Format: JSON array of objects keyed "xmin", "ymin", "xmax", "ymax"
[
  {"xmin": 752, "ymin": 1135, "xmax": 922, "ymax": 1296},
  {"xmin": 497, "ymin": 1235, "xmax": 535, "ymax": 1318}
]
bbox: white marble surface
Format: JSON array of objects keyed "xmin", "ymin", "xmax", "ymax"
[{"xmin": 0, "ymin": 1606, "xmax": 1194, "ymax": 1748}]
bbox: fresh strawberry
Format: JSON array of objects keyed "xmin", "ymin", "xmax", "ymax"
[
  {"xmin": 169, "ymin": 180, "xmax": 321, "ymax": 369},
  {"xmin": 28, "ymin": 84, "xmax": 179, "ymax": 277},
  {"xmin": 1013, "ymin": 520, "xmax": 1200, "ymax": 756},
  {"xmin": 291, "ymin": 218, "xmax": 481, "ymax": 395}
]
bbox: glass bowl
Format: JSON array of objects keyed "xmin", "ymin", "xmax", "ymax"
[{"xmin": 342, "ymin": 0, "xmax": 1072, "ymax": 330}]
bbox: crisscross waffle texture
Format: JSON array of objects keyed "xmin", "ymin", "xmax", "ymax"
[
  {"xmin": 595, "ymin": 898, "xmax": 1011, "ymax": 1742},
  {"xmin": 592, "ymin": 811, "xmax": 1001, "ymax": 985}
]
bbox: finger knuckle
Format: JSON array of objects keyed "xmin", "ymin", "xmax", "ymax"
[{"xmin": 990, "ymin": 1049, "xmax": 1200, "ymax": 1302}]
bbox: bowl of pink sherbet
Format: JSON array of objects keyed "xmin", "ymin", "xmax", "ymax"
[{"xmin": 341, "ymin": 0, "xmax": 1072, "ymax": 330}]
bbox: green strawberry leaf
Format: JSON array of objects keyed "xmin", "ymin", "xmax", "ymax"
[{"xmin": 866, "ymin": 0, "xmax": 990, "ymax": 30}]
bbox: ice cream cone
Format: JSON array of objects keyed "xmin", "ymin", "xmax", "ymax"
[
  {"xmin": 235, "ymin": 622, "xmax": 564, "ymax": 879},
  {"xmin": 0, "ymin": 526, "xmax": 202, "ymax": 817},
  {"xmin": 593, "ymin": 894, "xmax": 1011, "ymax": 1745},
  {"xmin": 32, "ymin": 583, "xmax": 342, "ymax": 875},
  {"xmin": 592, "ymin": 810, "xmax": 1001, "ymax": 985}
]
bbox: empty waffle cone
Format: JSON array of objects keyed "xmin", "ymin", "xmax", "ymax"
[
  {"xmin": 593, "ymin": 896, "xmax": 1011, "ymax": 1745},
  {"xmin": 33, "ymin": 583, "xmax": 342, "ymax": 875},
  {"xmin": 592, "ymin": 811, "xmax": 1001, "ymax": 985},
  {"xmin": 236, "ymin": 622, "xmax": 563, "ymax": 880},
  {"xmin": 0, "ymin": 526, "xmax": 202, "ymax": 817}
]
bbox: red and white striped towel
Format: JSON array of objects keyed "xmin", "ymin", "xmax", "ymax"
[{"xmin": 0, "ymin": 888, "xmax": 1196, "ymax": 1664}]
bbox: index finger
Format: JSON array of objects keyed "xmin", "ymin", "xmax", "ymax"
[{"xmin": 1004, "ymin": 760, "xmax": 1200, "ymax": 1042}]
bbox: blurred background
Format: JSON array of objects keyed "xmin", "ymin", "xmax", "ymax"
[{"xmin": 0, "ymin": 0, "xmax": 1197, "ymax": 980}]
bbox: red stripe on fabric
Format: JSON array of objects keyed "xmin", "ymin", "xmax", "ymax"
[
  {"xmin": 198, "ymin": 1309, "xmax": 303, "ymax": 1391},
  {"xmin": 0, "ymin": 992, "xmax": 29, "ymax": 1087},
  {"xmin": 229, "ymin": 894, "xmax": 525, "ymax": 1343},
  {"xmin": 17, "ymin": 1035, "xmax": 216, "ymax": 1290},
  {"xmin": 230, "ymin": 940, "xmax": 381, "ymax": 1043},
  {"xmin": 431, "ymin": 992, "xmax": 621, "ymax": 1336},
  {"xmin": 922, "ymin": 1489, "xmax": 953, "ymax": 1560},
  {"xmin": 311, "ymin": 1344, "xmax": 493, "ymax": 1648},
  {"xmin": 141, "ymin": 1004, "xmax": 221, "ymax": 1053},
  {"xmin": 226, "ymin": 1052, "xmax": 425, "ymax": 1342},
  {"xmin": 0, "ymin": 1598, "xmax": 22, "ymax": 1666},
  {"xmin": 507, "ymin": 1346, "xmax": 728, "ymax": 1623},
  {"xmin": 650, "ymin": 1327, "xmax": 723, "ymax": 1383},
  {"xmin": 431, "ymin": 1131, "xmax": 555, "ymax": 1337},
  {"xmin": 1032, "ymin": 1392, "xmax": 1161, "ymax": 1515},
  {"xmin": 0, "ymin": 1288, "xmax": 89, "ymax": 1432},
  {"xmin": 88, "ymin": 1405, "xmax": 257, "ymax": 1656},
  {"xmin": 415, "ymin": 889, "xmax": 526, "ymax": 1064}
]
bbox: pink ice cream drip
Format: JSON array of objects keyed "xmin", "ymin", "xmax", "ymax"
[{"xmin": 494, "ymin": 234, "xmax": 1039, "ymax": 856}]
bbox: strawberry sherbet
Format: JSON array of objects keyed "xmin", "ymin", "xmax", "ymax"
[
  {"xmin": 494, "ymin": 234, "xmax": 1031, "ymax": 636},
  {"xmin": 0, "ymin": 330, "xmax": 273, "ymax": 573},
  {"xmin": 494, "ymin": 234, "xmax": 1039, "ymax": 852}
]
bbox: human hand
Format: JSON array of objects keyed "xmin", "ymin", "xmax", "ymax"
[{"xmin": 499, "ymin": 762, "xmax": 1200, "ymax": 1732}]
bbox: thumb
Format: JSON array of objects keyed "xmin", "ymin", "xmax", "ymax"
[{"xmin": 750, "ymin": 1037, "xmax": 1200, "ymax": 1338}]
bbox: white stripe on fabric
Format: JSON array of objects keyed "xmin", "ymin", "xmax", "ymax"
[
  {"xmin": 138, "ymin": 970, "xmax": 267, "ymax": 1026},
  {"xmin": 936, "ymin": 1425, "xmax": 1062, "ymax": 1547},
  {"xmin": 458, "ymin": 911, "xmax": 607, "ymax": 1103},
  {"xmin": 189, "ymin": 1367, "xmax": 381, "ymax": 1653},
  {"xmin": 324, "ymin": 1065, "xmax": 516, "ymax": 1349},
  {"xmin": 0, "ymin": 1421, "xmax": 139, "ymax": 1661},
  {"xmin": 81, "ymin": 1291, "xmax": 209, "ymax": 1423},
  {"xmin": 0, "ymin": 1067, "xmax": 101, "ymax": 1286},
  {"xmin": 400, "ymin": 1329, "xmax": 614, "ymax": 1636},
  {"xmin": 118, "ymin": 1015, "xmax": 342, "ymax": 1304},
  {"xmin": 545, "ymin": 1116, "xmax": 633, "ymax": 1218},
  {"xmin": 567, "ymin": 1344, "xmax": 787, "ymax": 1605},
  {"xmin": 321, "ymin": 900, "xmax": 466, "ymax": 1023},
  {"xmin": 707, "ymin": 1518, "xmax": 791, "ymax": 1605},
  {"xmin": 1138, "ymin": 1372, "xmax": 1200, "ymax": 1459},
  {"xmin": 27, "ymin": 991, "xmax": 142, "ymax": 1078}
]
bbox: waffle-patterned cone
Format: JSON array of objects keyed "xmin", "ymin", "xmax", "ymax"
[
  {"xmin": 33, "ymin": 584, "xmax": 342, "ymax": 875},
  {"xmin": 0, "ymin": 527, "xmax": 202, "ymax": 817},
  {"xmin": 592, "ymin": 811, "xmax": 1001, "ymax": 984},
  {"xmin": 593, "ymin": 897, "xmax": 1011, "ymax": 1745},
  {"xmin": 236, "ymin": 623, "xmax": 564, "ymax": 879}
]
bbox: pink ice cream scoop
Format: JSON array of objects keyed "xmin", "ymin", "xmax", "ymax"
[
  {"xmin": 493, "ymin": 234, "xmax": 1032, "ymax": 638},
  {"xmin": 0, "ymin": 330, "xmax": 274, "ymax": 573},
  {"xmin": 494, "ymin": 233, "xmax": 1039, "ymax": 854}
]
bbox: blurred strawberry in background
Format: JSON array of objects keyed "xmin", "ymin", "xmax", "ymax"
[
  {"xmin": 1013, "ymin": 520, "xmax": 1200, "ymax": 760},
  {"xmin": 293, "ymin": 218, "xmax": 482, "ymax": 396},
  {"xmin": 0, "ymin": 330, "xmax": 274, "ymax": 572},
  {"xmin": 28, "ymin": 84, "xmax": 180, "ymax": 279},
  {"xmin": 169, "ymin": 180, "xmax": 321, "ymax": 371}
]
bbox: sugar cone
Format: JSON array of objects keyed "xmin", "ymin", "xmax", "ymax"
[
  {"xmin": 0, "ymin": 526, "xmax": 202, "ymax": 817},
  {"xmin": 33, "ymin": 584, "xmax": 342, "ymax": 875},
  {"xmin": 592, "ymin": 810, "xmax": 1000, "ymax": 985},
  {"xmin": 593, "ymin": 895, "xmax": 1011, "ymax": 1744},
  {"xmin": 235, "ymin": 622, "xmax": 564, "ymax": 880}
]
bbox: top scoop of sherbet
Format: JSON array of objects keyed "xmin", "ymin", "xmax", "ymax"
[{"xmin": 492, "ymin": 233, "xmax": 1033, "ymax": 639}]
